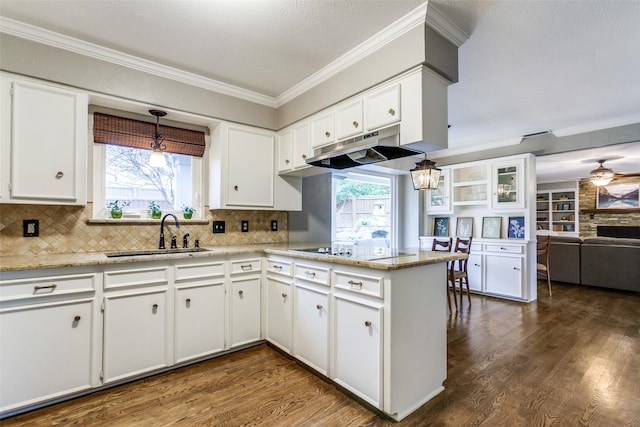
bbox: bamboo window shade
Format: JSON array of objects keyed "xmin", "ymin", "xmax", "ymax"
[{"xmin": 93, "ymin": 112, "xmax": 206, "ymax": 157}]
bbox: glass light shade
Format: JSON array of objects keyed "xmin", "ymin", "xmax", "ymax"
[
  {"xmin": 589, "ymin": 161, "xmax": 614, "ymax": 186},
  {"xmin": 149, "ymin": 150, "xmax": 166, "ymax": 168},
  {"xmin": 410, "ymin": 158, "xmax": 441, "ymax": 190}
]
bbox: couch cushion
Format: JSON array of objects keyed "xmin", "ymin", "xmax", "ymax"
[
  {"xmin": 581, "ymin": 238, "xmax": 640, "ymax": 291},
  {"xmin": 582, "ymin": 237, "xmax": 640, "ymax": 247}
]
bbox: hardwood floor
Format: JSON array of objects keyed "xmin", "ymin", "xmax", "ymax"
[{"xmin": 2, "ymin": 281, "xmax": 639, "ymax": 426}]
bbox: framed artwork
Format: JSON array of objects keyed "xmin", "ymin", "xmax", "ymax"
[
  {"xmin": 456, "ymin": 217, "xmax": 473, "ymax": 238},
  {"xmin": 482, "ymin": 216, "xmax": 502, "ymax": 239},
  {"xmin": 596, "ymin": 183, "xmax": 639, "ymax": 209},
  {"xmin": 433, "ymin": 217, "xmax": 450, "ymax": 236},
  {"xmin": 508, "ymin": 216, "xmax": 525, "ymax": 238}
]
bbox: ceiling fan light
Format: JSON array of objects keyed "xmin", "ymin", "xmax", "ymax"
[{"xmin": 589, "ymin": 160, "xmax": 615, "ymax": 186}]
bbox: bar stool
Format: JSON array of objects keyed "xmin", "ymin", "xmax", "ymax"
[
  {"xmin": 450, "ymin": 237, "xmax": 472, "ymax": 308},
  {"xmin": 537, "ymin": 235, "xmax": 552, "ymax": 296},
  {"xmin": 432, "ymin": 238, "xmax": 455, "ymax": 312}
]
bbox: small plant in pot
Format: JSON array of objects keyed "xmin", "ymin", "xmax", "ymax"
[
  {"xmin": 148, "ymin": 201, "xmax": 162, "ymax": 219},
  {"xmin": 108, "ymin": 200, "xmax": 130, "ymax": 219},
  {"xmin": 182, "ymin": 205, "xmax": 195, "ymax": 219}
]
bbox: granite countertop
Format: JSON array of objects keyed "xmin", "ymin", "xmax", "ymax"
[{"xmin": 0, "ymin": 243, "xmax": 465, "ymax": 273}]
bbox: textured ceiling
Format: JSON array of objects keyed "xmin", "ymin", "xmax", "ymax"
[{"xmin": 1, "ymin": 0, "xmax": 639, "ymax": 182}]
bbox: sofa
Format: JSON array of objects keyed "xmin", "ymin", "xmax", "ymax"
[{"xmin": 540, "ymin": 235, "xmax": 640, "ymax": 292}]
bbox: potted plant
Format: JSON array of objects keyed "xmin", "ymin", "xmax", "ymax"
[
  {"xmin": 108, "ymin": 200, "xmax": 129, "ymax": 219},
  {"xmin": 148, "ymin": 201, "xmax": 162, "ymax": 219},
  {"xmin": 182, "ymin": 205, "xmax": 195, "ymax": 219}
]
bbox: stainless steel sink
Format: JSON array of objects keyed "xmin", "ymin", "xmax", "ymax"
[{"xmin": 105, "ymin": 248, "xmax": 211, "ymax": 257}]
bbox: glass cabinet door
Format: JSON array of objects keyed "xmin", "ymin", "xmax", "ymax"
[
  {"xmin": 425, "ymin": 168, "xmax": 452, "ymax": 213},
  {"xmin": 491, "ymin": 158, "xmax": 525, "ymax": 209}
]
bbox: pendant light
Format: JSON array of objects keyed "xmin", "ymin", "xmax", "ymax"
[
  {"xmin": 410, "ymin": 154, "xmax": 441, "ymax": 190},
  {"xmin": 589, "ymin": 159, "xmax": 615, "ymax": 186},
  {"xmin": 149, "ymin": 109, "xmax": 167, "ymax": 168}
]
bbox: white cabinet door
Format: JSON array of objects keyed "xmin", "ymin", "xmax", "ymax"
[
  {"xmin": 335, "ymin": 100, "xmax": 363, "ymax": 140},
  {"xmin": 265, "ymin": 276, "xmax": 292, "ymax": 352},
  {"xmin": 175, "ymin": 283, "xmax": 225, "ymax": 363},
  {"xmin": 292, "ymin": 284, "xmax": 329, "ymax": 375},
  {"xmin": 310, "ymin": 112, "xmax": 335, "ymax": 148},
  {"xmin": 103, "ymin": 291, "xmax": 168, "ymax": 383},
  {"xmin": 0, "ymin": 300, "xmax": 93, "ymax": 412},
  {"xmin": 333, "ymin": 296, "xmax": 382, "ymax": 408},
  {"xmin": 491, "ymin": 158, "xmax": 525, "ymax": 210},
  {"xmin": 230, "ymin": 276, "xmax": 261, "ymax": 347},
  {"xmin": 292, "ymin": 123, "xmax": 311, "ymax": 169},
  {"xmin": 365, "ymin": 84, "xmax": 400, "ymax": 131},
  {"xmin": 484, "ymin": 254, "xmax": 524, "ymax": 298},
  {"xmin": 276, "ymin": 129, "xmax": 293, "ymax": 173},
  {"xmin": 1, "ymin": 77, "xmax": 87, "ymax": 205},
  {"xmin": 467, "ymin": 253, "xmax": 483, "ymax": 292},
  {"xmin": 227, "ymin": 126, "xmax": 275, "ymax": 207}
]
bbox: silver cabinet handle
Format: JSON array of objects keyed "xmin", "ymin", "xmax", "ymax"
[
  {"xmin": 241, "ymin": 264, "xmax": 253, "ymax": 271},
  {"xmin": 281, "ymin": 293, "xmax": 287, "ymax": 298},
  {"xmin": 500, "ymin": 247, "xmax": 507, "ymax": 250},
  {"xmin": 238, "ymin": 290, "xmax": 244, "ymax": 296},
  {"xmin": 234, "ymin": 185, "xmax": 239, "ymax": 191},
  {"xmin": 74, "ymin": 316, "xmax": 81, "ymax": 322},
  {"xmin": 273, "ymin": 265, "xmax": 283, "ymax": 271},
  {"xmin": 352, "ymin": 121, "xmax": 359, "ymax": 128},
  {"xmin": 34, "ymin": 284, "xmax": 57, "ymax": 292},
  {"xmin": 348, "ymin": 280, "xmax": 363, "ymax": 290},
  {"xmin": 388, "ymin": 108, "xmax": 396, "ymax": 116},
  {"xmin": 55, "ymin": 171, "xmax": 64, "ymax": 179},
  {"xmin": 474, "ymin": 263, "xmax": 481, "ymax": 267},
  {"xmin": 302, "ymin": 154, "xmax": 307, "ymax": 159},
  {"xmin": 325, "ymin": 131, "xmax": 331, "ymax": 138},
  {"xmin": 513, "ymin": 267, "xmax": 520, "ymax": 271},
  {"xmin": 305, "ymin": 271, "xmax": 316, "ymax": 278},
  {"xmin": 152, "ymin": 304, "xmax": 158, "ymax": 313},
  {"xmin": 285, "ymin": 159, "xmax": 290, "ymax": 164},
  {"xmin": 316, "ymin": 304, "xmax": 323, "ymax": 310},
  {"xmin": 186, "ymin": 298, "xmax": 191, "ymax": 305},
  {"xmin": 364, "ymin": 321, "xmax": 372, "ymax": 327}
]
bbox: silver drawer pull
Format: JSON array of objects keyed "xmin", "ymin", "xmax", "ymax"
[
  {"xmin": 474, "ymin": 263, "xmax": 481, "ymax": 267},
  {"xmin": 285, "ymin": 159, "xmax": 290, "ymax": 164},
  {"xmin": 513, "ymin": 267, "xmax": 520, "ymax": 271},
  {"xmin": 273, "ymin": 265, "xmax": 283, "ymax": 270},
  {"xmin": 348, "ymin": 280, "xmax": 363, "ymax": 290},
  {"xmin": 364, "ymin": 321, "xmax": 372, "ymax": 327},
  {"xmin": 34, "ymin": 284, "xmax": 57, "ymax": 292},
  {"xmin": 352, "ymin": 121, "xmax": 359, "ymax": 128},
  {"xmin": 325, "ymin": 131, "xmax": 331, "ymax": 138},
  {"xmin": 281, "ymin": 293, "xmax": 287, "ymax": 298},
  {"xmin": 73, "ymin": 316, "xmax": 81, "ymax": 322},
  {"xmin": 241, "ymin": 264, "xmax": 253, "ymax": 271},
  {"xmin": 55, "ymin": 171, "xmax": 64, "ymax": 179},
  {"xmin": 152, "ymin": 304, "xmax": 158, "ymax": 313},
  {"xmin": 316, "ymin": 304, "xmax": 323, "ymax": 310},
  {"xmin": 186, "ymin": 298, "xmax": 191, "ymax": 305},
  {"xmin": 302, "ymin": 154, "xmax": 307, "ymax": 159},
  {"xmin": 239, "ymin": 290, "xmax": 244, "ymax": 296},
  {"xmin": 500, "ymin": 247, "xmax": 507, "ymax": 250},
  {"xmin": 388, "ymin": 108, "xmax": 396, "ymax": 116},
  {"xmin": 305, "ymin": 271, "xmax": 316, "ymax": 278}
]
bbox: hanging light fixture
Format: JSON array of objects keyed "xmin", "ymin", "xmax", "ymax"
[
  {"xmin": 589, "ymin": 159, "xmax": 615, "ymax": 186},
  {"xmin": 410, "ymin": 154, "xmax": 441, "ymax": 190},
  {"xmin": 149, "ymin": 109, "xmax": 167, "ymax": 168}
]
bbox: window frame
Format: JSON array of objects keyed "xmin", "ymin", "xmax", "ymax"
[{"xmin": 92, "ymin": 142, "xmax": 204, "ymax": 220}]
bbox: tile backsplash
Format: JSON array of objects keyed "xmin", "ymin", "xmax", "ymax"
[{"xmin": 0, "ymin": 203, "xmax": 288, "ymax": 256}]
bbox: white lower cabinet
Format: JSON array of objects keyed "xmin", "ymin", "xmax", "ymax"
[
  {"xmin": 102, "ymin": 265, "xmax": 170, "ymax": 383},
  {"xmin": 332, "ymin": 295, "xmax": 383, "ymax": 407},
  {"xmin": 292, "ymin": 283, "xmax": 330, "ymax": 375},
  {"xmin": 485, "ymin": 254, "xmax": 524, "ymax": 298},
  {"xmin": 174, "ymin": 261, "xmax": 226, "ymax": 363},
  {"xmin": 265, "ymin": 275, "xmax": 293, "ymax": 352},
  {"xmin": 467, "ymin": 253, "xmax": 483, "ymax": 292},
  {"xmin": 0, "ymin": 270, "xmax": 98, "ymax": 413},
  {"xmin": 229, "ymin": 258, "xmax": 262, "ymax": 348}
]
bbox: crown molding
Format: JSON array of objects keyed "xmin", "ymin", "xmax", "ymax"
[
  {"xmin": 425, "ymin": 3, "xmax": 469, "ymax": 48},
  {"xmin": 552, "ymin": 113, "xmax": 640, "ymax": 137},
  {"xmin": 0, "ymin": 17, "xmax": 278, "ymax": 108}
]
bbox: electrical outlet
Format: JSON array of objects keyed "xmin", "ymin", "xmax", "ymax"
[
  {"xmin": 213, "ymin": 221, "xmax": 225, "ymax": 233},
  {"xmin": 241, "ymin": 220, "xmax": 249, "ymax": 232},
  {"xmin": 23, "ymin": 219, "xmax": 39, "ymax": 237},
  {"xmin": 271, "ymin": 220, "xmax": 278, "ymax": 231}
]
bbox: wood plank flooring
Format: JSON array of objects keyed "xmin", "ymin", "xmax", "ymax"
[{"xmin": 2, "ymin": 281, "xmax": 639, "ymax": 426}]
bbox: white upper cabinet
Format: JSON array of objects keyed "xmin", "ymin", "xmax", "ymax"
[
  {"xmin": 335, "ymin": 99, "xmax": 364, "ymax": 140},
  {"xmin": 310, "ymin": 112, "xmax": 335, "ymax": 149},
  {"xmin": 210, "ymin": 123, "xmax": 275, "ymax": 209},
  {"xmin": 292, "ymin": 123, "xmax": 311, "ymax": 169},
  {"xmin": 364, "ymin": 84, "xmax": 400, "ymax": 131},
  {"xmin": 0, "ymin": 75, "xmax": 88, "ymax": 205},
  {"xmin": 491, "ymin": 158, "xmax": 525, "ymax": 210},
  {"xmin": 276, "ymin": 129, "xmax": 293, "ymax": 173}
]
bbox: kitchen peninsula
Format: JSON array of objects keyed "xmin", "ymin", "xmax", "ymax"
[{"xmin": 0, "ymin": 244, "xmax": 463, "ymax": 421}]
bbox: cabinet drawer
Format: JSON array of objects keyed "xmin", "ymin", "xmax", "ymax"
[
  {"xmin": 484, "ymin": 244, "xmax": 524, "ymax": 254},
  {"xmin": 470, "ymin": 242, "xmax": 483, "ymax": 252},
  {"xmin": 295, "ymin": 263, "xmax": 330, "ymax": 286},
  {"xmin": 266, "ymin": 259, "xmax": 292, "ymax": 276},
  {"xmin": 0, "ymin": 273, "xmax": 97, "ymax": 302},
  {"xmin": 230, "ymin": 258, "xmax": 262, "ymax": 275},
  {"xmin": 175, "ymin": 261, "xmax": 225, "ymax": 282},
  {"xmin": 104, "ymin": 267, "xmax": 169, "ymax": 290},
  {"xmin": 334, "ymin": 270, "xmax": 384, "ymax": 298}
]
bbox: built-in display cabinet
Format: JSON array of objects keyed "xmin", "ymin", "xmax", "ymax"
[
  {"xmin": 422, "ymin": 153, "xmax": 537, "ymax": 302},
  {"xmin": 535, "ymin": 189, "xmax": 579, "ymax": 235}
]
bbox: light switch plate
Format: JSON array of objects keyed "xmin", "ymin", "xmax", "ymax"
[
  {"xmin": 241, "ymin": 220, "xmax": 249, "ymax": 232},
  {"xmin": 213, "ymin": 221, "xmax": 225, "ymax": 233},
  {"xmin": 271, "ymin": 220, "xmax": 278, "ymax": 231},
  {"xmin": 23, "ymin": 219, "xmax": 39, "ymax": 237}
]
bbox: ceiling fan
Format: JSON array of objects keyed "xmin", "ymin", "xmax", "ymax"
[{"xmin": 588, "ymin": 159, "xmax": 640, "ymax": 186}]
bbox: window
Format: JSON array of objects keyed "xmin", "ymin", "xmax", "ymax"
[
  {"xmin": 332, "ymin": 171, "xmax": 396, "ymax": 247},
  {"xmin": 92, "ymin": 112, "xmax": 205, "ymax": 219}
]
